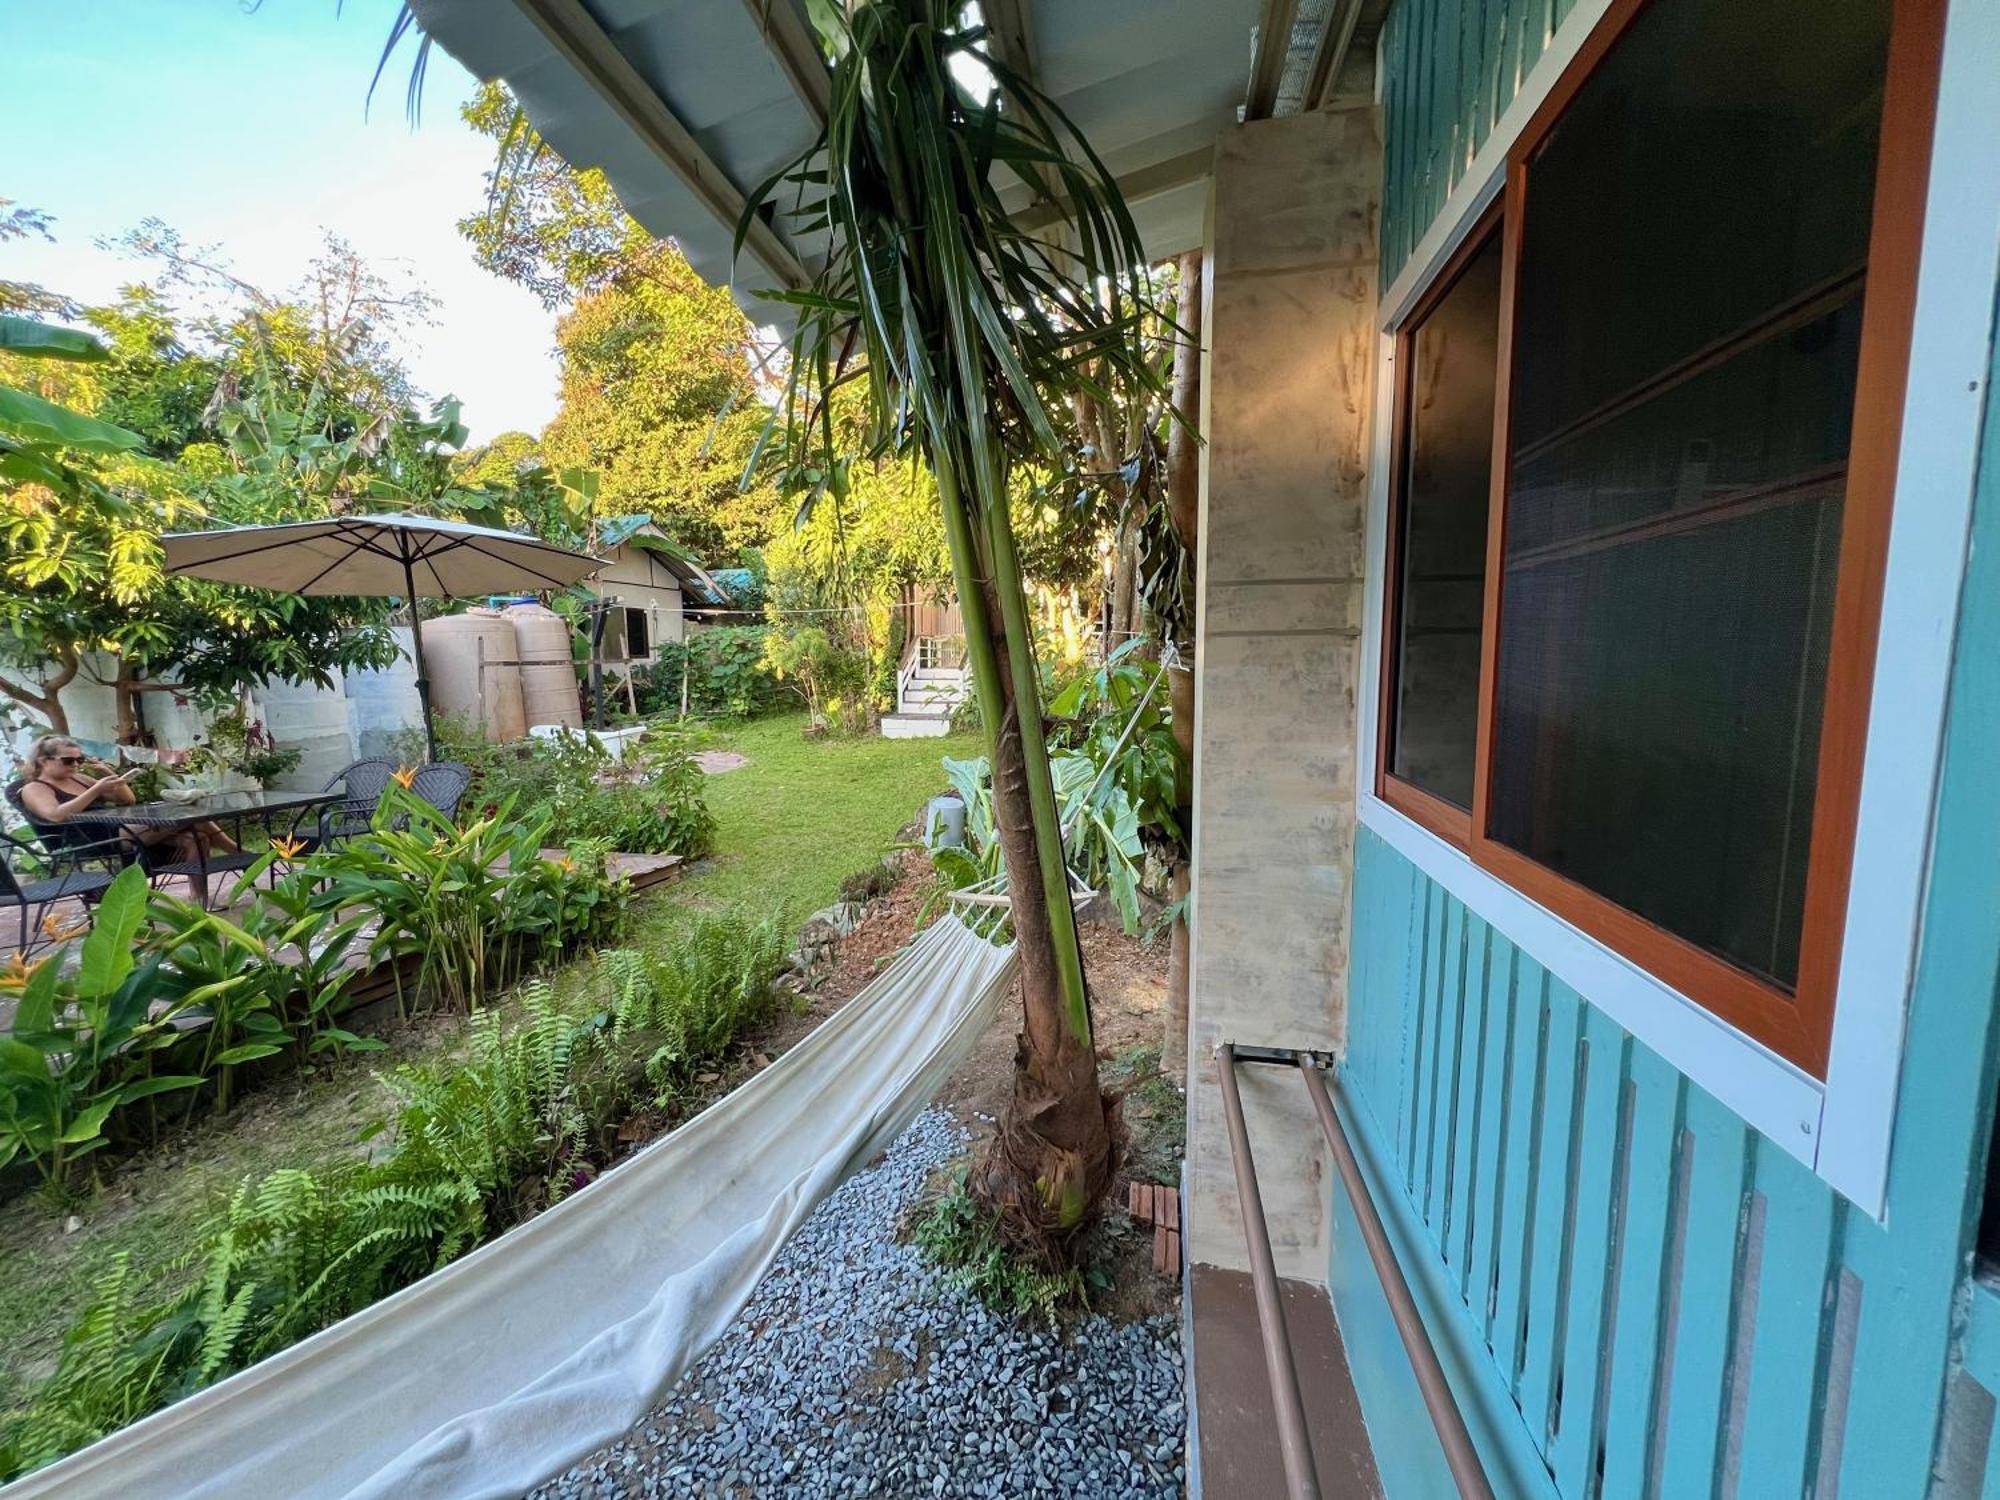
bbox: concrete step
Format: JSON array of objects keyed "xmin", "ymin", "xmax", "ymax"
[{"xmin": 881, "ymin": 712, "xmax": 953, "ymax": 739}]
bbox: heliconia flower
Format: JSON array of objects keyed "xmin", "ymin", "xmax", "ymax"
[
  {"xmin": 556, "ymin": 855, "xmax": 577, "ymax": 874},
  {"xmin": 0, "ymin": 951, "xmax": 49, "ymax": 986},
  {"xmin": 270, "ymin": 835, "xmax": 308, "ymax": 863},
  {"xmin": 39, "ymin": 910, "xmax": 89, "ymax": 942},
  {"xmin": 390, "ymin": 765, "xmax": 418, "ymax": 789}
]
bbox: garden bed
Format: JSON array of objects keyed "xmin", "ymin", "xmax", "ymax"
[{"xmin": 0, "ymin": 714, "xmax": 970, "ymax": 1450}]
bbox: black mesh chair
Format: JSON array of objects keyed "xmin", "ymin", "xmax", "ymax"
[
  {"xmin": 0, "ymin": 829, "xmax": 117, "ymax": 955},
  {"xmin": 4, "ymin": 780, "xmax": 136, "ymax": 874},
  {"xmin": 410, "ymin": 762, "xmax": 472, "ymax": 823},
  {"xmin": 302, "ymin": 758, "xmax": 399, "ymax": 849},
  {"xmin": 135, "ymin": 840, "xmax": 259, "ymax": 906}
]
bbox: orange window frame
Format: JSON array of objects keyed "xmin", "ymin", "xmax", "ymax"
[
  {"xmin": 1375, "ymin": 202, "xmax": 1504, "ymax": 849},
  {"xmin": 1377, "ymin": 0, "xmax": 1946, "ymax": 1077}
]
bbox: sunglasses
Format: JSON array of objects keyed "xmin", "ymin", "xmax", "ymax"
[{"xmin": 56, "ymin": 755, "xmax": 85, "ymax": 765}]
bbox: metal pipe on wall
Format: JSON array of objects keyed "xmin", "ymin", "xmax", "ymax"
[
  {"xmin": 1299, "ymin": 1060, "xmax": 1495, "ymax": 1500},
  {"xmin": 1216, "ymin": 1043, "xmax": 1324, "ymax": 1500}
]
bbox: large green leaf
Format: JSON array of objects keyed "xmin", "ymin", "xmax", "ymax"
[
  {"xmin": 212, "ymin": 1043, "xmax": 284, "ymax": 1067},
  {"xmin": 58, "ymin": 1097, "xmax": 119, "ymax": 1145},
  {"xmin": 77, "ymin": 865, "xmax": 151, "ymax": 1000},
  {"xmin": 12, "ymin": 948, "xmax": 62, "ymax": 1037},
  {"xmin": 118, "ymin": 1074, "xmax": 208, "ymax": 1103},
  {"xmin": 0, "ymin": 383, "xmax": 145, "ymax": 453},
  {"xmin": 0, "ymin": 315, "xmax": 110, "ymax": 363}
]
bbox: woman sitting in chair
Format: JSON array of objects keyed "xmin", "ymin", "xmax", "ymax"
[{"xmin": 15, "ymin": 734, "xmax": 241, "ymax": 869}]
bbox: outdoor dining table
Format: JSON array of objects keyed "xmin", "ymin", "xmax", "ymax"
[{"xmin": 63, "ymin": 787, "xmax": 339, "ymax": 892}]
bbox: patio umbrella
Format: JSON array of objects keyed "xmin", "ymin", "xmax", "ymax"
[{"xmin": 160, "ymin": 513, "xmax": 604, "ymax": 761}]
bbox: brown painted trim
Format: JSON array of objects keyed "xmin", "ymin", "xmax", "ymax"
[
  {"xmin": 1474, "ymin": 838, "xmax": 1820, "ymax": 1065},
  {"xmin": 1456, "ymin": 0, "xmax": 1946, "ymax": 1078},
  {"xmin": 1468, "ymin": 172, "xmax": 1523, "ymax": 849},
  {"xmin": 1380, "ymin": 775, "xmax": 1474, "ymax": 847},
  {"xmin": 1788, "ymin": 0, "xmax": 1947, "ymax": 1071},
  {"xmin": 1375, "ymin": 201, "xmax": 1503, "ymax": 848}
]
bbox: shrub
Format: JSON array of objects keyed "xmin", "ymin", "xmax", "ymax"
[
  {"xmin": 913, "ymin": 1166, "xmax": 1086, "ymax": 1322},
  {"xmin": 0, "ymin": 791, "xmax": 627, "ymax": 1195},
  {"xmin": 396, "ymin": 718, "xmax": 715, "ymax": 859},
  {"xmin": 0, "ymin": 908, "xmax": 791, "ymax": 1480},
  {"xmin": 596, "ymin": 910, "xmax": 790, "ymax": 1101},
  {"xmin": 638, "ymin": 626, "xmax": 785, "ymax": 718}
]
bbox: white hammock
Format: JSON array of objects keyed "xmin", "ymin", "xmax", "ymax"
[{"xmin": 6, "ymin": 913, "xmax": 1017, "ymax": 1500}]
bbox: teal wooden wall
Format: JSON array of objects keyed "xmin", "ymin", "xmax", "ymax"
[
  {"xmin": 1338, "ymin": 299, "xmax": 2000, "ymax": 1495},
  {"xmin": 1378, "ymin": 0, "xmax": 1576, "ymax": 283}
]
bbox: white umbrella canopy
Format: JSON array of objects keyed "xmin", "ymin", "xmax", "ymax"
[
  {"xmin": 159, "ymin": 513, "xmax": 603, "ymax": 597},
  {"xmin": 160, "ymin": 513, "xmax": 605, "ymax": 760}
]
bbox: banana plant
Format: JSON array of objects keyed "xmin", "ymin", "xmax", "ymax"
[{"xmin": 0, "ymin": 867, "xmax": 206, "ymax": 1192}]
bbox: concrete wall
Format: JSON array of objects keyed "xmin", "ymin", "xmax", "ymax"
[
  {"xmin": 1185, "ymin": 104, "xmax": 1383, "ymax": 1278},
  {"xmin": 4, "ymin": 632, "xmax": 427, "ymax": 786},
  {"xmin": 596, "ymin": 546, "xmax": 686, "ymax": 650}
]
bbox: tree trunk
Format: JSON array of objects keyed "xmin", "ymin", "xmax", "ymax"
[
  {"xmin": 1162, "ymin": 249, "xmax": 1203, "ymax": 1081},
  {"xmin": 931, "ymin": 444, "xmax": 1115, "ymax": 1259},
  {"xmin": 0, "ymin": 646, "xmax": 79, "ymax": 734},
  {"xmin": 984, "ymin": 603, "xmax": 1116, "ymax": 1253},
  {"xmin": 114, "ymin": 660, "xmax": 142, "ymax": 744}
]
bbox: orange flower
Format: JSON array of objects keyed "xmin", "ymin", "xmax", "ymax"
[
  {"xmin": 390, "ymin": 765, "xmax": 417, "ymax": 789},
  {"xmin": 270, "ymin": 835, "xmax": 307, "ymax": 863},
  {"xmin": 0, "ymin": 951, "xmax": 49, "ymax": 987},
  {"xmin": 39, "ymin": 910, "xmax": 89, "ymax": 943},
  {"xmin": 555, "ymin": 855, "xmax": 577, "ymax": 875}
]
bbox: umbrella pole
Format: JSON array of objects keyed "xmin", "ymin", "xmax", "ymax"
[{"xmin": 403, "ymin": 550, "xmax": 438, "ymax": 763}]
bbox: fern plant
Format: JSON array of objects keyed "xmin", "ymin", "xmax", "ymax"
[{"xmin": 0, "ymin": 907, "xmax": 790, "ymax": 1481}]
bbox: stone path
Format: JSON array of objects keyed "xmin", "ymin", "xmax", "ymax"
[{"xmin": 531, "ymin": 1109, "xmax": 1185, "ymax": 1499}]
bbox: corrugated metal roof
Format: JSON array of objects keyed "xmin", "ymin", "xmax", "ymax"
[
  {"xmin": 408, "ymin": 0, "xmax": 1275, "ymax": 322},
  {"xmin": 595, "ymin": 514, "xmax": 731, "ymax": 602}
]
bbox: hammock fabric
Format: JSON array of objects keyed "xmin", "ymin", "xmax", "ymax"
[{"xmin": 8, "ymin": 914, "xmax": 1017, "ymax": 1500}]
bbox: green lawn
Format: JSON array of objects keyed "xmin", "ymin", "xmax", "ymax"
[{"xmin": 637, "ymin": 713, "xmax": 979, "ymax": 934}]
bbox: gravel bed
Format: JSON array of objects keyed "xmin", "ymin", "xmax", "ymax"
[{"xmin": 530, "ymin": 1108, "xmax": 1185, "ymax": 1499}]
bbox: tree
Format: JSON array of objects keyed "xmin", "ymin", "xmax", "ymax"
[
  {"xmin": 457, "ymin": 82, "xmax": 646, "ymax": 310},
  {"xmin": 745, "ymin": 0, "xmax": 1176, "ymax": 1257},
  {"xmin": 0, "ymin": 226, "xmax": 456, "ymax": 736},
  {"xmin": 0, "ymin": 199, "xmax": 69, "ymax": 317},
  {"xmin": 457, "ymin": 86, "xmax": 789, "ymax": 562},
  {"xmin": 539, "ymin": 242, "xmax": 786, "ymax": 557}
]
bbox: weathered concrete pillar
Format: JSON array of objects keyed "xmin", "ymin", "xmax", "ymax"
[{"xmin": 1185, "ymin": 104, "xmax": 1381, "ymax": 1279}]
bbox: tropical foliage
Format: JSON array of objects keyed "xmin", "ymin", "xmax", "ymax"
[
  {"xmin": 637, "ymin": 626, "xmax": 787, "ymax": 720},
  {"xmin": 740, "ymin": 0, "xmax": 1173, "ymax": 1251},
  {"xmin": 931, "ymin": 642, "xmax": 1182, "ymax": 937},
  {"xmin": 0, "ymin": 787, "xmax": 628, "ymax": 1195},
  {"xmin": 0, "ymin": 908, "xmax": 787, "ymax": 1481},
  {"xmin": 394, "ymin": 715, "xmax": 717, "ymax": 859}
]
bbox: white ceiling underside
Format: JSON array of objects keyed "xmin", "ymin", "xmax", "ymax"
[{"xmin": 408, "ymin": 0, "xmax": 1270, "ymax": 322}]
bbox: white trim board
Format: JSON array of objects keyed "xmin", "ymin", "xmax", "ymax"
[{"xmin": 1356, "ymin": 0, "xmax": 2000, "ymax": 1217}]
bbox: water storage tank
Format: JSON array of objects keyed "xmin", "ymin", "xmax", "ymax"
[
  {"xmin": 507, "ymin": 602, "xmax": 582, "ymax": 732},
  {"xmin": 426, "ymin": 608, "xmax": 527, "ymax": 743}
]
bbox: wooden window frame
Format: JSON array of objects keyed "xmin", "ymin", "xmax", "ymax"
[
  {"xmin": 1374, "ymin": 201, "xmax": 1505, "ymax": 849},
  {"xmin": 1376, "ymin": 0, "xmax": 1946, "ymax": 1078}
]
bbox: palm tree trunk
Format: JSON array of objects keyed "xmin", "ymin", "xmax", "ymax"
[
  {"xmin": 1162, "ymin": 249, "xmax": 1204, "ymax": 1080},
  {"xmin": 933, "ymin": 444, "xmax": 1114, "ymax": 1253}
]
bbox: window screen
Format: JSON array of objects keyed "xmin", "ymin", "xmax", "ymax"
[
  {"xmin": 1388, "ymin": 232, "xmax": 1503, "ymax": 812},
  {"xmin": 1486, "ymin": 0, "xmax": 1890, "ymax": 989}
]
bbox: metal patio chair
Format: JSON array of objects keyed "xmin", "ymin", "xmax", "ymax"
[
  {"xmin": 0, "ymin": 827, "xmax": 117, "ymax": 957},
  {"xmin": 302, "ymin": 758, "xmax": 399, "ymax": 849}
]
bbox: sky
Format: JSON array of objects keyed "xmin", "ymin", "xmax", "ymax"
[{"xmin": 0, "ymin": 0, "xmax": 561, "ymax": 444}]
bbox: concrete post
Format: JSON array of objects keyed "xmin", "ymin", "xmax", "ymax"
[{"xmin": 1184, "ymin": 104, "xmax": 1382, "ymax": 1278}]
